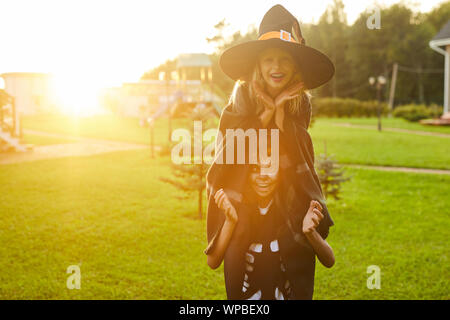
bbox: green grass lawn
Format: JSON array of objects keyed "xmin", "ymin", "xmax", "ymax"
[
  {"xmin": 0, "ymin": 149, "xmax": 448, "ymax": 299},
  {"xmin": 319, "ymin": 117, "xmax": 450, "ymax": 135},
  {"xmin": 21, "ymin": 114, "xmax": 195, "ymax": 146},
  {"xmin": 310, "ymin": 121, "xmax": 450, "ymax": 170},
  {"xmin": 21, "ymin": 114, "xmax": 450, "ymax": 170}
]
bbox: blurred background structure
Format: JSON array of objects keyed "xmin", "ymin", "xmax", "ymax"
[{"xmin": 428, "ymin": 20, "xmax": 450, "ymax": 124}]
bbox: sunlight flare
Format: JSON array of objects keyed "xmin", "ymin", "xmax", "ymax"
[{"xmin": 52, "ymin": 73, "xmax": 105, "ymax": 117}]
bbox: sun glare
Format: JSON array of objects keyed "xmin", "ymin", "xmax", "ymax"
[{"xmin": 52, "ymin": 74, "xmax": 106, "ymax": 117}]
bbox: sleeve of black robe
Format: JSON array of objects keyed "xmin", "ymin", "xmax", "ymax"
[
  {"xmin": 302, "ymin": 117, "xmax": 334, "ymax": 240},
  {"xmin": 279, "ymin": 99, "xmax": 334, "ymax": 241},
  {"xmin": 308, "ymin": 132, "xmax": 334, "ymax": 240}
]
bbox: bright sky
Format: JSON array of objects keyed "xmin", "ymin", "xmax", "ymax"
[{"xmin": 0, "ymin": 0, "xmax": 446, "ymax": 90}]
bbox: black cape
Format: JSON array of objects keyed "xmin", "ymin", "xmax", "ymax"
[{"xmin": 204, "ymin": 83, "xmax": 334, "ymax": 299}]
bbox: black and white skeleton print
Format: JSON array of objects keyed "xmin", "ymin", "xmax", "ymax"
[{"xmin": 241, "ymin": 200, "xmax": 292, "ymax": 300}]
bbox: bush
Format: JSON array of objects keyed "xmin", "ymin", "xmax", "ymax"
[
  {"xmin": 312, "ymin": 97, "xmax": 389, "ymax": 118},
  {"xmin": 393, "ymin": 104, "xmax": 443, "ymax": 122},
  {"xmin": 315, "ymin": 150, "xmax": 352, "ymax": 200}
]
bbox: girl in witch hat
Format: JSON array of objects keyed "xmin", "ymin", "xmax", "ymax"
[{"xmin": 204, "ymin": 4, "xmax": 335, "ymax": 300}]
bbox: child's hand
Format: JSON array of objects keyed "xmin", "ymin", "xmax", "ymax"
[
  {"xmin": 274, "ymin": 81, "xmax": 304, "ymax": 110},
  {"xmin": 251, "ymin": 80, "xmax": 276, "ymax": 112},
  {"xmin": 302, "ymin": 200, "xmax": 324, "ymax": 235},
  {"xmin": 214, "ymin": 189, "xmax": 238, "ymax": 224}
]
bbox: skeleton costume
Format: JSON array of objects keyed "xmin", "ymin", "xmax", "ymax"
[
  {"xmin": 242, "ymin": 199, "xmax": 291, "ymax": 300},
  {"xmin": 204, "ymin": 4, "xmax": 335, "ymax": 300}
]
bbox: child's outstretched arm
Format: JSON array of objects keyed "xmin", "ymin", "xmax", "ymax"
[
  {"xmin": 302, "ymin": 200, "xmax": 335, "ymax": 268},
  {"xmin": 206, "ymin": 189, "xmax": 239, "ymax": 270}
]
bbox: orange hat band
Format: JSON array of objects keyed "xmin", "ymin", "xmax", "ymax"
[{"xmin": 257, "ymin": 30, "xmax": 302, "ymax": 44}]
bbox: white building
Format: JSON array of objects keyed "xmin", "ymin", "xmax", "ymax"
[
  {"xmin": 103, "ymin": 79, "xmax": 214, "ymax": 118},
  {"xmin": 429, "ymin": 20, "xmax": 450, "ymax": 116},
  {"xmin": 0, "ymin": 72, "xmax": 57, "ymax": 115},
  {"xmin": 107, "ymin": 53, "xmax": 218, "ymax": 118}
]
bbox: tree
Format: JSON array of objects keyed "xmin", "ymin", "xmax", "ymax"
[
  {"xmin": 426, "ymin": 1, "xmax": 450, "ymax": 32},
  {"xmin": 206, "ymin": 20, "xmax": 258, "ymax": 96},
  {"xmin": 315, "ymin": 141, "xmax": 351, "ymax": 200},
  {"xmin": 159, "ymin": 106, "xmax": 216, "ymax": 219},
  {"xmin": 305, "ymin": 0, "xmax": 351, "ymax": 98}
]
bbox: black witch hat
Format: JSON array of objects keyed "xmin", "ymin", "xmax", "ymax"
[{"xmin": 219, "ymin": 4, "xmax": 335, "ymax": 89}]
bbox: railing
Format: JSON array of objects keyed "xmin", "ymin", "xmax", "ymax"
[{"xmin": 0, "ymin": 90, "xmax": 16, "ymax": 137}]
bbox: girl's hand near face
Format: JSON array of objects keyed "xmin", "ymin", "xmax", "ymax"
[
  {"xmin": 273, "ymin": 81, "xmax": 304, "ymax": 131},
  {"xmin": 302, "ymin": 200, "xmax": 324, "ymax": 235},
  {"xmin": 251, "ymin": 81, "xmax": 277, "ymax": 128},
  {"xmin": 250, "ymin": 80, "xmax": 304, "ymax": 130},
  {"xmin": 214, "ymin": 189, "xmax": 238, "ymax": 224},
  {"xmin": 252, "ymin": 80, "xmax": 276, "ymax": 112},
  {"xmin": 252, "ymin": 79, "xmax": 304, "ymax": 110},
  {"xmin": 274, "ymin": 81, "xmax": 304, "ymax": 109}
]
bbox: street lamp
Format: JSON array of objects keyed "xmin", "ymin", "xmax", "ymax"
[
  {"xmin": 148, "ymin": 117, "xmax": 155, "ymax": 158},
  {"xmin": 377, "ymin": 76, "xmax": 386, "ymax": 85},
  {"xmin": 369, "ymin": 75, "xmax": 386, "ymax": 131},
  {"xmin": 161, "ymin": 69, "xmax": 172, "ymax": 143}
]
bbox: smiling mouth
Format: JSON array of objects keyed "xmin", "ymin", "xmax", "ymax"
[
  {"xmin": 270, "ymin": 73, "xmax": 285, "ymax": 82},
  {"xmin": 256, "ymin": 181, "xmax": 273, "ymax": 190}
]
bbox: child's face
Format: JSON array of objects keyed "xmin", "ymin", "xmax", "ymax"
[
  {"xmin": 258, "ymin": 47, "xmax": 296, "ymax": 93},
  {"xmin": 248, "ymin": 161, "xmax": 279, "ymax": 199}
]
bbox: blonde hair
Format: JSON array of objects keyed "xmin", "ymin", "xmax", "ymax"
[{"xmin": 230, "ymin": 54, "xmax": 312, "ymax": 116}]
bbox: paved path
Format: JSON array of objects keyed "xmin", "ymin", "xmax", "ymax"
[
  {"xmin": 331, "ymin": 122, "xmax": 450, "ymax": 138},
  {"xmin": 342, "ymin": 163, "xmax": 450, "ymax": 175},
  {"xmin": 23, "ymin": 129, "xmax": 149, "ymax": 147},
  {"xmin": 2, "ymin": 130, "xmax": 449, "ymax": 175},
  {"xmin": 0, "ymin": 130, "xmax": 151, "ymax": 165}
]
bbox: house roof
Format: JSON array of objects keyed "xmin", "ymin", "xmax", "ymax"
[
  {"xmin": 432, "ymin": 20, "xmax": 450, "ymax": 42},
  {"xmin": 176, "ymin": 53, "xmax": 211, "ymax": 68}
]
